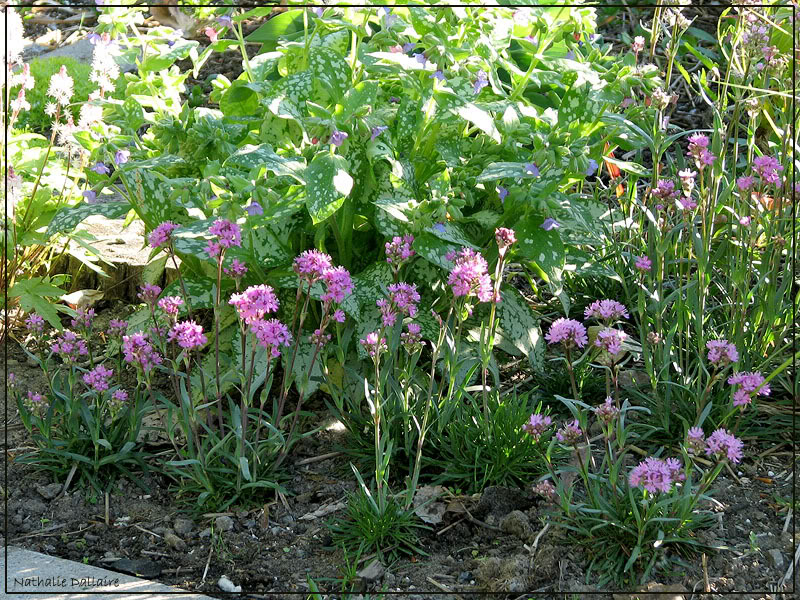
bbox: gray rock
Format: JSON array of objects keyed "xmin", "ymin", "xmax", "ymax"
[
  {"xmin": 767, "ymin": 548, "xmax": 785, "ymax": 569},
  {"xmin": 242, "ymin": 519, "xmax": 255, "ymax": 529},
  {"xmin": 173, "ymin": 518, "xmax": 193, "ymax": 536},
  {"xmin": 111, "ymin": 558, "xmax": 161, "ymax": 578},
  {"xmin": 11, "ymin": 514, "xmax": 23, "ymax": 526},
  {"xmin": 356, "ymin": 559, "xmax": 385, "ymax": 583},
  {"xmin": 26, "ymin": 499, "xmax": 47, "ymax": 515},
  {"xmin": 458, "ymin": 571, "xmax": 472, "ymax": 583},
  {"xmin": 215, "ymin": 516, "xmax": 234, "ymax": 532},
  {"xmin": 164, "ymin": 531, "xmax": 186, "ymax": 551},
  {"xmin": 199, "ymin": 528, "xmax": 211, "ymax": 538},
  {"xmin": 384, "ymin": 572, "xmax": 396, "ymax": 586},
  {"xmin": 84, "ymin": 534, "xmax": 99, "ymax": 542},
  {"xmin": 500, "ymin": 510, "xmax": 533, "ymax": 541}
]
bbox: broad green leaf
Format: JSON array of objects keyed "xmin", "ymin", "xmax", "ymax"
[
  {"xmin": 414, "ymin": 232, "xmax": 459, "ymax": 270},
  {"xmin": 453, "ymin": 103, "xmax": 501, "ymax": 143},
  {"xmin": 305, "ymin": 153, "xmax": 353, "ymax": 224},
  {"xmin": 161, "ymin": 274, "xmax": 217, "ymax": 310},
  {"xmin": 309, "ymin": 47, "xmax": 352, "ymax": 103},
  {"xmin": 139, "ymin": 39, "xmax": 199, "ymax": 72},
  {"xmin": 477, "ymin": 162, "xmax": 539, "ymax": 182},
  {"xmin": 47, "ymin": 200, "xmax": 132, "ymax": 237},
  {"xmin": 245, "ymin": 9, "xmax": 305, "ymax": 45},
  {"xmin": 118, "ymin": 169, "xmax": 172, "ymax": 230},
  {"xmin": 496, "ymin": 285, "xmax": 544, "ymax": 372},
  {"xmin": 9, "ymin": 277, "xmax": 68, "ymax": 329},
  {"xmin": 340, "ymin": 80, "xmax": 379, "ymax": 119},
  {"xmin": 513, "ymin": 215, "xmax": 565, "ymax": 283},
  {"xmin": 224, "ymin": 144, "xmax": 306, "ymax": 184},
  {"xmin": 220, "ymin": 82, "xmax": 261, "ymax": 117},
  {"xmin": 288, "ymin": 339, "xmax": 326, "ymax": 396},
  {"xmin": 349, "ymin": 262, "xmax": 392, "ymax": 317},
  {"xmin": 429, "ymin": 221, "xmax": 478, "ymax": 249}
]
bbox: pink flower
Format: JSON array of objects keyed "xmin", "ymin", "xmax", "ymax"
[
  {"xmin": 388, "ymin": 283, "xmax": 420, "ymax": 317},
  {"xmin": 595, "ymin": 328, "xmax": 626, "ymax": 356},
  {"xmin": 401, "ymin": 322, "xmax": 424, "ymax": 353},
  {"xmin": 333, "ymin": 309, "xmax": 346, "ymax": 323},
  {"xmin": 168, "ymin": 321, "xmax": 207, "ymax": 350},
  {"xmin": 522, "ymin": 413, "xmax": 552, "ymax": 441},
  {"xmin": 310, "ymin": 328, "xmax": 332, "ymax": 346},
  {"xmin": 556, "ymin": 419, "xmax": 582, "ymax": 446},
  {"xmin": 25, "ymin": 313, "xmax": 45, "ymax": 335},
  {"xmin": 158, "ymin": 296, "xmax": 184, "ymax": 319},
  {"xmin": 495, "ymin": 227, "xmax": 516, "ymax": 256},
  {"xmin": 360, "ymin": 331, "xmax": 387, "ymax": 358},
  {"xmin": 594, "ymin": 397, "xmax": 619, "ymax": 425},
  {"xmin": 224, "ymin": 258, "xmax": 248, "ymax": 279},
  {"xmin": 107, "ymin": 319, "xmax": 128, "ymax": 337},
  {"xmin": 686, "ymin": 426, "xmax": 706, "ymax": 455},
  {"xmin": 83, "ymin": 364, "xmax": 114, "ymax": 392},
  {"xmin": 385, "ymin": 235, "xmax": 415, "ymax": 268},
  {"xmin": 250, "ymin": 319, "xmax": 292, "ymax": 357},
  {"xmin": 706, "ymin": 339, "xmax": 739, "ymax": 367},
  {"xmin": 122, "ymin": 332, "xmax": 163, "ymax": 373},
  {"xmin": 447, "ymin": 248, "xmax": 493, "ymax": 302},
  {"xmin": 209, "ymin": 219, "xmax": 242, "ymax": 249},
  {"xmin": 70, "ymin": 307, "xmax": 95, "ymax": 331},
  {"xmin": 205, "ymin": 27, "xmax": 218, "ymax": 42},
  {"xmin": 629, "ymin": 457, "xmax": 674, "ymax": 493},
  {"xmin": 137, "ymin": 284, "xmax": 162, "ymax": 306},
  {"xmin": 321, "ymin": 266, "xmax": 353, "ymax": 304},
  {"xmin": 293, "ymin": 249, "xmax": 333, "ymax": 285},
  {"xmin": 737, "ymin": 175, "xmax": 755, "ymax": 191},
  {"xmin": 728, "ymin": 371, "xmax": 769, "ymax": 409},
  {"xmin": 149, "ymin": 222, "xmax": 178, "ymax": 249},
  {"xmin": 50, "ymin": 330, "xmax": 89, "ymax": 364},
  {"xmin": 24, "ymin": 391, "xmax": 47, "ymax": 417},
  {"xmin": 634, "ymin": 256, "xmax": 652, "ymax": 272},
  {"xmin": 584, "ymin": 299, "xmax": 629, "ymax": 322},
  {"xmin": 545, "ymin": 318, "xmax": 588, "ymax": 348},
  {"xmin": 705, "ymin": 428, "xmax": 743, "ymax": 463},
  {"xmin": 229, "ymin": 285, "xmax": 279, "ymax": 324}
]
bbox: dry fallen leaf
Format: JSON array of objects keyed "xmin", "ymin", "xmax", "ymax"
[{"xmin": 413, "ymin": 485, "xmax": 447, "ymax": 525}]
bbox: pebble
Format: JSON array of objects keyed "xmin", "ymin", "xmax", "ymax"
[
  {"xmin": 766, "ymin": 548, "xmax": 784, "ymax": 569},
  {"xmin": 356, "ymin": 559, "xmax": 385, "ymax": 583},
  {"xmin": 199, "ymin": 528, "xmax": 211, "ymax": 538},
  {"xmin": 11, "ymin": 514, "xmax": 23, "ymax": 526},
  {"xmin": 218, "ymin": 575, "xmax": 241, "ymax": 593},
  {"xmin": 458, "ymin": 571, "xmax": 472, "ymax": 583},
  {"xmin": 26, "ymin": 499, "xmax": 47, "ymax": 515},
  {"xmin": 174, "ymin": 518, "xmax": 193, "ymax": 536},
  {"xmin": 384, "ymin": 573, "xmax": 396, "ymax": 586},
  {"xmin": 242, "ymin": 519, "xmax": 255, "ymax": 529},
  {"xmin": 84, "ymin": 534, "xmax": 99, "ymax": 542},
  {"xmin": 215, "ymin": 515, "xmax": 234, "ymax": 531},
  {"xmin": 768, "ymin": 471, "xmax": 774, "ymax": 477},
  {"xmin": 36, "ymin": 483, "xmax": 62, "ymax": 500},
  {"xmin": 164, "ymin": 531, "xmax": 186, "ymax": 551}
]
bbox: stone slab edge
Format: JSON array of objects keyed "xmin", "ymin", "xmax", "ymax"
[{"xmin": 1, "ymin": 546, "xmax": 214, "ymax": 599}]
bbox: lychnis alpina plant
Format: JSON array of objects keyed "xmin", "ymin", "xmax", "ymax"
[
  {"xmin": 525, "ymin": 389, "xmax": 745, "ymax": 587},
  {"xmin": 12, "ymin": 313, "xmax": 149, "ymax": 493}
]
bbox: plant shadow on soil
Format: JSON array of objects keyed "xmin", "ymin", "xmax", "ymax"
[{"xmin": 2, "ymin": 307, "xmax": 797, "ymax": 599}]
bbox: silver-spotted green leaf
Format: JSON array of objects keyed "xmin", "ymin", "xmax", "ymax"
[
  {"xmin": 350, "ymin": 262, "xmax": 392, "ymax": 317},
  {"xmin": 247, "ymin": 226, "xmax": 293, "ymax": 270},
  {"xmin": 129, "ymin": 154, "xmax": 187, "ymax": 171},
  {"xmin": 414, "ymin": 232, "xmax": 459, "ymax": 270},
  {"xmin": 513, "ymin": 215, "xmax": 565, "ymax": 284},
  {"xmin": 139, "ymin": 39, "xmax": 199, "ymax": 72},
  {"xmin": 118, "ymin": 169, "xmax": 172, "ymax": 230},
  {"xmin": 47, "ymin": 200, "xmax": 132, "ymax": 237},
  {"xmin": 435, "ymin": 137, "xmax": 462, "ymax": 167},
  {"xmin": 341, "ymin": 80, "xmax": 379, "ymax": 120},
  {"xmin": 312, "ymin": 30, "xmax": 350, "ymax": 55},
  {"xmin": 224, "ymin": 144, "xmax": 306, "ymax": 184},
  {"xmin": 305, "ymin": 153, "xmax": 353, "ymax": 224},
  {"xmin": 394, "ymin": 98, "xmax": 422, "ymax": 151},
  {"xmin": 365, "ymin": 51, "xmax": 434, "ymax": 71},
  {"xmin": 453, "ymin": 103, "xmax": 501, "ymax": 143},
  {"xmin": 496, "ymin": 285, "xmax": 544, "ymax": 372},
  {"xmin": 429, "ymin": 221, "xmax": 477, "ymax": 249},
  {"xmin": 161, "ymin": 274, "xmax": 217, "ymax": 310},
  {"xmin": 275, "ymin": 71, "xmax": 314, "ymax": 107},
  {"xmin": 309, "ymin": 47, "xmax": 351, "ymax": 103},
  {"xmin": 476, "ymin": 162, "xmax": 538, "ymax": 182}
]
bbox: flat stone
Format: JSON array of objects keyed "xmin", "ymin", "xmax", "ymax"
[
  {"xmin": 36, "ymin": 483, "xmax": 63, "ymax": 500},
  {"xmin": 163, "ymin": 531, "xmax": 186, "ymax": 551},
  {"xmin": 356, "ymin": 559, "xmax": 385, "ymax": 583},
  {"xmin": 110, "ymin": 558, "xmax": 162, "ymax": 579},
  {"xmin": 2, "ymin": 546, "xmax": 213, "ymax": 598},
  {"xmin": 766, "ymin": 548, "xmax": 785, "ymax": 569},
  {"xmin": 173, "ymin": 518, "xmax": 193, "ymax": 537},
  {"xmin": 215, "ymin": 516, "xmax": 234, "ymax": 532}
]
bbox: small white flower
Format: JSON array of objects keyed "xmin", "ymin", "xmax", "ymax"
[{"xmin": 47, "ymin": 65, "xmax": 74, "ymax": 106}]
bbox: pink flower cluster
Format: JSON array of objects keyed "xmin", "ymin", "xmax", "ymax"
[
  {"xmin": 293, "ymin": 249, "xmax": 333, "ymax": 285},
  {"xmin": 360, "ymin": 331, "xmax": 387, "ymax": 358},
  {"xmin": 107, "ymin": 319, "xmax": 128, "ymax": 337},
  {"xmin": 385, "ymin": 235, "xmax": 415, "ymax": 269},
  {"xmin": 629, "ymin": 457, "xmax": 685, "ymax": 494},
  {"xmin": 446, "ymin": 248, "xmax": 493, "ymax": 302},
  {"xmin": 522, "ymin": 413, "xmax": 552, "ymax": 442},
  {"xmin": 108, "ymin": 389, "xmax": 129, "ymax": 416},
  {"xmin": 224, "ymin": 258, "xmax": 248, "ymax": 279},
  {"xmin": 70, "ymin": 307, "xmax": 95, "ymax": 331},
  {"xmin": 545, "ymin": 318, "xmax": 587, "ymax": 348},
  {"xmin": 728, "ymin": 371, "xmax": 769, "ymax": 408},
  {"xmin": 556, "ymin": 419, "xmax": 582, "ymax": 446},
  {"xmin": 158, "ymin": 296, "xmax": 184, "ymax": 320},
  {"xmin": 584, "ymin": 299, "xmax": 629, "ymax": 322},
  {"xmin": 168, "ymin": 321, "xmax": 207, "ymax": 350},
  {"xmin": 138, "ymin": 284, "xmax": 161, "ymax": 306},
  {"xmin": 149, "ymin": 221, "xmax": 178, "ymax": 249},
  {"xmin": 634, "ymin": 256, "xmax": 652, "ymax": 272},
  {"xmin": 24, "ymin": 391, "xmax": 47, "ymax": 418},
  {"xmin": 595, "ymin": 328, "xmax": 627, "ymax": 356},
  {"xmin": 83, "ymin": 364, "xmax": 114, "ymax": 393},
  {"xmin": 26, "ymin": 313, "xmax": 45, "ymax": 335},
  {"xmin": 122, "ymin": 332, "xmax": 163, "ymax": 373},
  {"xmin": 229, "ymin": 285, "xmax": 279, "ymax": 325},
  {"xmin": 594, "ymin": 397, "xmax": 619, "ymax": 425},
  {"xmin": 250, "ymin": 319, "xmax": 292, "ymax": 357},
  {"xmin": 752, "ymin": 155, "xmax": 783, "ymax": 186},
  {"xmin": 206, "ymin": 219, "xmax": 242, "ymax": 258},
  {"xmin": 686, "ymin": 427, "xmax": 743, "ymax": 463},
  {"xmin": 400, "ymin": 322, "xmax": 424, "ymax": 353},
  {"xmin": 378, "ymin": 283, "xmax": 420, "ymax": 327},
  {"xmin": 686, "ymin": 134, "xmax": 716, "ymax": 168},
  {"xmin": 495, "ymin": 227, "xmax": 516, "ymax": 256},
  {"xmin": 321, "ymin": 267, "xmax": 353, "ymax": 304},
  {"xmin": 50, "ymin": 330, "xmax": 88, "ymax": 364},
  {"xmin": 706, "ymin": 339, "xmax": 739, "ymax": 367},
  {"xmin": 532, "ymin": 480, "xmax": 557, "ymax": 503}
]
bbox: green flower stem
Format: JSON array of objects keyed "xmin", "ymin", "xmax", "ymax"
[
  {"xmin": 234, "ymin": 20, "xmax": 255, "ymax": 83},
  {"xmin": 213, "ymin": 251, "xmax": 225, "ymax": 433},
  {"xmin": 277, "ymin": 283, "xmax": 311, "ymax": 427},
  {"xmin": 251, "ymin": 354, "xmax": 275, "ymax": 483}
]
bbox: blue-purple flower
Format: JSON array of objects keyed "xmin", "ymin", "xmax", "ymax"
[
  {"xmin": 114, "ymin": 149, "xmax": 130, "ymax": 165},
  {"xmin": 497, "ymin": 185, "xmax": 508, "ymax": 202},
  {"xmin": 541, "ymin": 218, "xmax": 559, "ymax": 231},
  {"xmin": 585, "ymin": 159, "xmax": 598, "ymax": 176},
  {"xmin": 245, "ymin": 202, "xmax": 263, "ymax": 216},
  {"xmin": 217, "ymin": 14, "xmax": 233, "ymax": 29},
  {"xmin": 82, "ymin": 190, "xmax": 97, "ymax": 203},
  {"xmin": 330, "ymin": 130, "xmax": 348, "ymax": 147},
  {"xmin": 430, "ymin": 70, "xmax": 445, "ymax": 82},
  {"xmin": 91, "ymin": 162, "xmax": 110, "ymax": 175},
  {"xmin": 414, "ymin": 53, "xmax": 427, "ymax": 66},
  {"xmin": 473, "ymin": 70, "xmax": 489, "ymax": 94},
  {"xmin": 371, "ymin": 126, "xmax": 388, "ymax": 141},
  {"xmin": 524, "ymin": 162, "xmax": 539, "ymax": 177}
]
